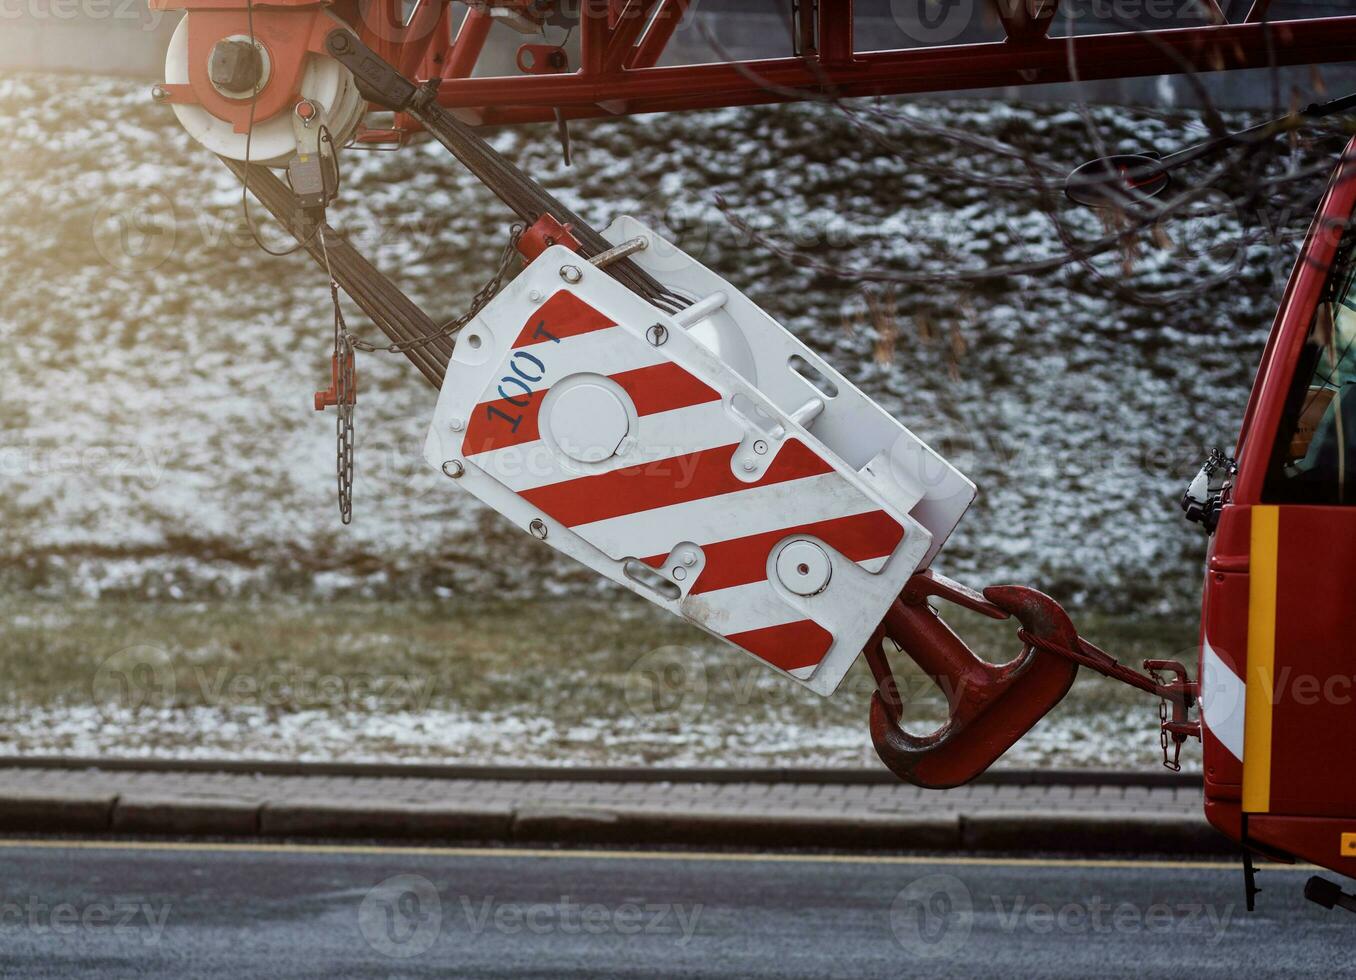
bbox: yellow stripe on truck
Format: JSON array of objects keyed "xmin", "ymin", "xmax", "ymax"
[{"xmin": 1243, "ymin": 505, "xmax": 1280, "ymax": 814}]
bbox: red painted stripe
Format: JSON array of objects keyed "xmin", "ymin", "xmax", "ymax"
[
  {"xmin": 511, "ymin": 290, "xmax": 615, "ymax": 348},
  {"xmin": 623, "ymin": 362, "xmax": 720, "ymax": 417},
  {"xmin": 462, "ymin": 390, "xmax": 548, "ymax": 456},
  {"xmin": 727, "ymin": 619, "xmax": 831, "ymax": 672},
  {"xmin": 520, "ymin": 439, "xmax": 833, "ymax": 528},
  {"xmin": 642, "ymin": 509, "xmax": 905, "ymax": 594},
  {"xmin": 463, "ymin": 362, "xmax": 720, "ymax": 457}
]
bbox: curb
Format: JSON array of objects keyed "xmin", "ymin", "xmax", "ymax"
[
  {"xmin": 258, "ymin": 800, "xmax": 515, "ymax": 840},
  {"xmin": 510, "ymin": 806, "xmax": 964, "ymax": 851},
  {"xmin": 0, "ymin": 790, "xmax": 1223, "ymax": 856},
  {"xmin": 112, "ymin": 795, "xmax": 261, "ymax": 837},
  {"xmin": 959, "ymin": 811, "xmax": 1230, "ymax": 855},
  {"xmin": 0, "ymin": 757, "xmax": 1204, "ymax": 788},
  {"xmin": 0, "ymin": 791, "xmax": 116, "ymax": 834}
]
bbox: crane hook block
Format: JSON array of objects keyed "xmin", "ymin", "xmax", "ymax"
[{"xmin": 423, "ymin": 217, "xmax": 977, "ymax": 696}]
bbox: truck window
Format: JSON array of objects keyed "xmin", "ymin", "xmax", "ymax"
[{"xmin": 1265, "ymin": 234, "xmax": 1356, "ymax": 506}]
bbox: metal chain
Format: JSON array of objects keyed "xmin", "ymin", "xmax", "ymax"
[
  {"xmin": 334, "ymin": 298, "xmax": 355, "ymax": 527},
  {"xmin": 319, "ymin": 225, "xmax": 355, "ymax": 525},
  {"xmin": 344, "ymin": 225, "xmax": 523, "ymax": 355},
  {"xmin": 1148, "ymin": 663, "xmax": 1183, "ymax": 772},
  {"xmin": 1159, "ymin": 697, "xmax": 1180, "ymax": 771},
  {"xmin": 317, "ymin": 223, "xmax": 523, "ymax": 524}
]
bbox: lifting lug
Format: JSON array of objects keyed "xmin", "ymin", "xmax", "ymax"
[{"xmin": 517, "ymin": 213, "xmax": 581, "ymax": 262}]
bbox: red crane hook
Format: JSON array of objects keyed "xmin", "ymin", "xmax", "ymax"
[{"xmin": 865, "ymin": 571, "xmax": 1081, "ymax": 790}]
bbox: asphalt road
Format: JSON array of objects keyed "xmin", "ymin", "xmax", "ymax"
[{"xmin": 0, "ymin": 840, "xmax": 1346, "ymax": 979}]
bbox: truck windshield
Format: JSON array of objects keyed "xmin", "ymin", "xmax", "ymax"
[{"xmin": 1265, "ymin": 233, "xmax": 1356, "ymax": 505}]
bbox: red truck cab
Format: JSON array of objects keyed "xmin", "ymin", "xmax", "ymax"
[{"xmin": 1195, "ymin": 137, "xmax": 1356, "ymax": 890}]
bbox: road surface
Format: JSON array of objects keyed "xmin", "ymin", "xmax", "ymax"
[{"xmin": 0, "ymin": 839, "xmax": 1345, "ymax": 978}]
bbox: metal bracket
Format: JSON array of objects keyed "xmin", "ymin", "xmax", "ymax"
[{"xmin": 325, "ymin": 28, "xmax": 424, "ymax": 112}]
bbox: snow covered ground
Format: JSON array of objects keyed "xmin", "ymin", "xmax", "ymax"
[
  {"xmin": 0, "ymin": 596, "xmax": 1195, "ymax": 770},
  {"xmin": 0, "ymin": 72, "xmax": 1335, "ymax": 767},
  {"xmin": 2, "ymin": 72, "xmax": 1329, "ymax": 612}
]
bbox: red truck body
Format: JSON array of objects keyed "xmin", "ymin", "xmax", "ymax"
[{"xmin": 1201, "ymin": 140, "xmax": 1356, "ymax": 880}]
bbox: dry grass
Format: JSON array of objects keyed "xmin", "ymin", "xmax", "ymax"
[{"xmin": 0, "ymin": 595, "xmax": 1196, "ymax": 765}]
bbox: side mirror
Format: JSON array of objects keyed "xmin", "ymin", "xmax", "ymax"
[{"xmin": 1180, "ymin": 448, "xmax": 1236, "ymax": 534}]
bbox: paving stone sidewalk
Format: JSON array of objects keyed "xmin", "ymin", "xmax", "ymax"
[{"xmin": 0, "ymin": 764, "xmax": 1227, "ymax": 855}]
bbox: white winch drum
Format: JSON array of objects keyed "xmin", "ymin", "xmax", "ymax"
[{"xmin": 164, "ymin": 14, "xmax": 366, "ymax": 168}]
